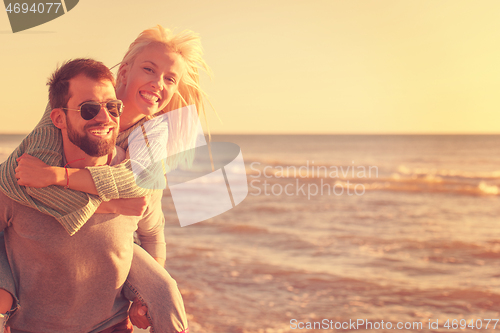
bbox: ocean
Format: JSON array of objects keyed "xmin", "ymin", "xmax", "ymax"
[{"xmin": 1, "ymin": 134, "xmax": 500, "ymax": 332}]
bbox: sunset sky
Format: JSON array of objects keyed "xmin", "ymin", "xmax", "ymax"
[{"xmin": 1, "ymin": 0, "xmax": 500, "ymax": 134}]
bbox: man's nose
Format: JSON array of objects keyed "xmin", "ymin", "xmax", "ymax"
[{"xmin": 93, "ymin": 104, "xmax": 115, "ymax": 123}]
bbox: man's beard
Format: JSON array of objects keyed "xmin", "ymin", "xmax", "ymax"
[{"xmin": 67, "ymin": 119, "xmax": 116, "ymax": 157}]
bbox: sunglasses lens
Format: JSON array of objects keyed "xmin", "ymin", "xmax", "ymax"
[
  {"xmin": 105, "ymin": 101, "xmax": 123, "ymax": 117},
  {"xmin": 80, "ymin": 103, "xmax": 101, "ymax": 120},
  {"xmin": 78, "ymin": 101, "xmax": 123, "ymax": 120}
]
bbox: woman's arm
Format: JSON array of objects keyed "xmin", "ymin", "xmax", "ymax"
[
  {"xmin": 15, "ymin": 154, "xmax": 99, "ymax": 195},
  {"xmin": 15, "ymin": 154, "xmax": 162, "ymax": 200}
]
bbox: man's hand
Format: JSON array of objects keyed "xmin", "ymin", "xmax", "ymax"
[
  {"xmin": 129, "ymin": 298, "xmax": 150, "ymax": 329},
  {"xmin": 15, "ymin": 154, "xmax": 56, "ymax": 188},
  {"xmin": 95, "ymin": 197, "xmax": 149, "ymax": 216}
]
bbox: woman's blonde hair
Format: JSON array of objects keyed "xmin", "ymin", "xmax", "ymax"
[{"xmin": 118, "ymin": 25, "xmax": 212, "ymax": 169}]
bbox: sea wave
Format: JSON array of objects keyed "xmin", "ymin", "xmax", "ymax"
[
  {"xmin": 396, "ymin": 165, "xmax": 500, "ymax": 180},
  {"xmin": 337, "ymin": 179, "xmax": 499, "ymax": 196},
  {"xmin": 247, "ymin": 161, "xmax": 500, "ymax": 196}
]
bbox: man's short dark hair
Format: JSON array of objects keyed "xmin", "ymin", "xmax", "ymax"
[{"xmin": 47, "ymin": 58, "xmax": 115, "ymax": 110}]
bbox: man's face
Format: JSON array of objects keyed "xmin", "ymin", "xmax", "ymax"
[{"xmin": 65, "ymin": 75, "xmax": 119, "ymax": 157}]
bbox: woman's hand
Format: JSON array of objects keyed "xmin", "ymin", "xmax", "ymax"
[
  {"xmin": 129, "ymin": 298, "xmax": 150, "ymax": 329},
  {"xmin": 15, "ymin": 154, "xmax": 58, "ymax": 188}
]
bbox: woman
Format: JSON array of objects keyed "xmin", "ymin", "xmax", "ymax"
[{"xmin": 0, "ymin": 25, "xmax": 211, "ymax": 332}]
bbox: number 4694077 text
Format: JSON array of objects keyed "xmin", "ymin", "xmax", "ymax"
[{"xmin": 5, "ymin": 3, "xmax": 61, "ymax": 14}]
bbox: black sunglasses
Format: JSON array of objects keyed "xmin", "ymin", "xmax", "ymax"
[{"xmin": 62, "ymin": 100, "xmax": 124, "ymax": 120}]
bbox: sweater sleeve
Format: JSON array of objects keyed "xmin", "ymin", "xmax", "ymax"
[
  {"xmin": 0, "ymin": 104, "xmax": 102, "ymax": 235},
  {"xmin": 85, "ymin": 158, "xmax": 160, "ymax": 201}
]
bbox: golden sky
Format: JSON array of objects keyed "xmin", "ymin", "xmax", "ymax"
[{"xmin": 1, "ymin": 0, "xmax": 500, "ymax": 134}]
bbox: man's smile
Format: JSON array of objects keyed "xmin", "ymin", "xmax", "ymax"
[{"xmin": 86, "ymin": 124, "xmax": 116, "ymax": 138}]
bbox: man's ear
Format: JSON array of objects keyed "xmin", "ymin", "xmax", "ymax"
[{"xmin": 50, "ymin": 108, "xmax": 67, "ymax": 130}]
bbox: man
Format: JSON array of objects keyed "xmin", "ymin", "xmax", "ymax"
[{"xmin": 0, "ymin": 59, "xmax": 183, "ymax": 332}]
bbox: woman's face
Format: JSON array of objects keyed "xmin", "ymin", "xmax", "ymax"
[{"xmin": 118, "ymin": 44, "xmax": 185, "ymax": 119}]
